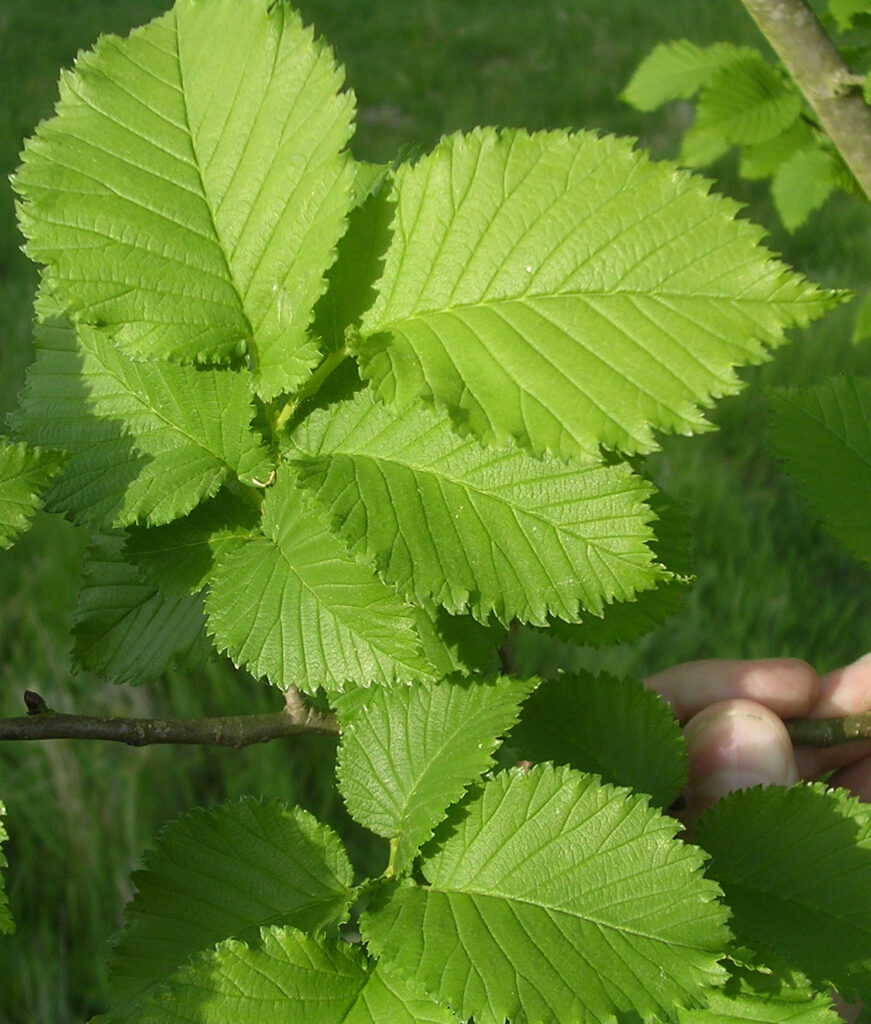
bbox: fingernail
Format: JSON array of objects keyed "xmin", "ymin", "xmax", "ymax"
[{"xmin": 685, "ymin": 701, "xmax": 799, "ymax": 802}]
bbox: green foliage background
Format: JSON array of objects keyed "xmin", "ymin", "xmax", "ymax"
[{"xmin": 2, "ymin": 0, "xmax": 871, "ymax": 1020}]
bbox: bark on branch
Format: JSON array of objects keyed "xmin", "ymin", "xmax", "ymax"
[
  {"xmin": 740, "ymin": 0, "xmax": 871, "ymax": 199},
  {"xmin": 0, "ymin": 689, "xmax": 338, "ymax": 748}
]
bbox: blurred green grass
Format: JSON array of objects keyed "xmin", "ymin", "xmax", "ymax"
[{"xmin": 2, "ymin": 0, "xmax": 871, "ymax": 1020}]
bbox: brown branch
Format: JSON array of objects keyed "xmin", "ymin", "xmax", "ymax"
[
  {"xmin": 784, "ymin": 713, "xmax": 871, "ymax": 748},
  {"xmin": 0, "ymin": 690, "xmax": 338, "ymax": 748},
  {"xmin": 740, "ymin": 0, "xmax": 871, "ymax": 200}
]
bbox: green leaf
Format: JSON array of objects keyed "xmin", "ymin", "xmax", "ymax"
[
  {"xmin": 362, "ymin": 764, "xmax": 730, "ymax": 1024},
  {"xmin": 125, "ymin": 489, "xmax": 261, "ymax": 596},
  {"xmin": 336, "ymin": 675, "xmax": 536, "ymax": 874},
  {"xmin": 109, "ymin": 798, "xmax": 356, "ymax": 1019},
  {"xmin": 15, "ymin": 300, "xmax": 272, "ymax": 528},
  {"xmin": 0, "ymin": 798, "xmax": 13, "ymax": 936},
  {"xmin": 768, "ymin": 377, "xmax": 871, "ymax": 565},
  {"xmin": 694, "ymin": 783, "xmax": 871, "ymax": 1002},
  {"xmin": 205, "ymin": 465, "xmax": 434, "ymax": 692},
  {"xmin": 547, "ymin": 490, "xmax": 694, "ymax": 647},
  {"xmin": 677, "ymin": 960, "xmax": 840, "ymax": 1024},
  {"xmin": 852, "ymin": 289, "xmax": 871, "ymax": 344},
  {"xmin": 312, "ymin": 162, "xmax": 392, "ymax": 353},
  {"xmin": 830, "ymin": 0, "xmax": 871, "ymax": 31},
  {"xmin": 73, "ymin": 533, "xmax": 209, "ymax": 685},
  {"xmin": 0, "ymin": 438, "xmax": 66, "ymax": 549},
  {"xmin": 357, "ymin": 128, "xmax": 837, "ymax": 460},
  {"xmin": 13, "ymin": 0, "xmax": 355, "ymax": 399},
  {"xmin": 508, "ymin": 671, "xmax": 687, "ymax": 808},
  {"xmin": 622, "ymin": 40, "xmax": 755, "ymax": 111},
  {"xmin": 771, "ymin": 149, "xmax": 838, "ymax": 231},
  {"xmin": 140, "ymin": 926, "xmax": 460, "ymax": 1023},
  {"xmin": 738, "ymin": 120, "xmax": 817, "ymax": 180},
  {"xmin": 412, "ymin": 601, "xmax": 504, "ymax": 677},
  {"xmin": 679, "ymin": 121, "xmax": 732, "ymax": 168},
  {"xmin": 290, "ymin": 389, "xmax": 662, "ymax": 625},
  {"xmin": 695, "ymin": 56, "xmax": 803, "ymax": 146}
]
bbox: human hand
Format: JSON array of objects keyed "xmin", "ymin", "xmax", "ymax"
[{"xmin": 644, "ymin": 654, "xmax": 871, "ymax": 828}]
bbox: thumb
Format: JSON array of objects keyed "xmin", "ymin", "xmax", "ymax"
[{"xmin": 681, "ymin": 698, "xmax": 799, "ymax": 828}]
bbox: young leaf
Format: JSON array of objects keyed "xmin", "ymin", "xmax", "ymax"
[
  {"xmin": 0, "ymin": 798, "xmax": 13, "ymax": 935},
  {"xmin": 694, "ymin": 55, "xmax": 803, "ymax": 146},
  {"xmin": 738, "ymin": 120, "xmax": 817, "ymax": 180},
  {"xmin": 621, "ymin": 40, "xmax": 755, "ymax": 111},
  {"xmin": 694, "ymin": 783, "xmax": 871, "ymax": 1002},
  {"xmin": 335, "ymin": 675, "xmax": 537, "ymax": 874},
  {"xmin": 0, "ymin": 438, "xmax": 66, "ymax": 549},
  {"xmin": 205, "ymin": 465, "xmax": 434, "ymax": 692},
  {"xmin": 15, "ymin": 303, "xmax": 273, "ymax": 528},
  {"xmin": 768, "ymin": 377, "xmax": 871, "ymax": 566},
  {"xmin": 771, "ymin": 148, "xmax": 838, "ymax": 231},
  {"xmin": 290, "ymin": 389, "xmax": 663, "ymax": 625},
  {"xmin": 357, "ymin": 128, "xmax": 838, "ymax": 460},
  {"xmin": 139, "ymin": 926, "xmax": 460, "ymax": 1023},
  {"xmin": 508, "ymin": 671, "xmax": 687, "ymax": 808},
  {"xmin": 677, "ymin": 960, "xmax": 840, "ymax": 1024},
  {"xmin": 13, "ymin": 0, "xmax": 355, "ymax": 398},
  {"xmin": 362, "ymin": 764, "xmax": 730, "ymax": 1024},
  {"xmin": 73, "ymin": 533, "xmax": 210, "ymax": 685},
  {"xmin": 109, "ymin": 799, "xmax": 356, "ymax": 1019}
]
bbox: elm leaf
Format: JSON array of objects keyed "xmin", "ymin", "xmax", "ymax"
[
  {"xmin": 290, "ymin": 389, "xmax": 663, "ymax": 625},
  {"xmin": 336, "ymin": 675, "xmax": 536, "ymax": 874},
  {"xmin": 13, "ymin": 0, "xmax": 355, "ymax": 399},
  {"xmin": 362, "ymin": 764, "xmax": 730, "ymax": 1024},
  {"xmin": 0, "ymin": 438, "xmax": 66, "ymax": 549},
  {"xmin": 205, "ymin": 465, "xmax": 434, "ymax": 692},
  {"xmin": 108, "ymin": 799, "xmax": 356, "ymax": 1020},
  {"xmin": 357, "ymin": 128, "xmax": 837, "ymax": 460},
  {"xmin": 139, "ymin": 927, "xmax": 460, "ymax": 1023}
]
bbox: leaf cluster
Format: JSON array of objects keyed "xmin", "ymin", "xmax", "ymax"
[{"xmin": 0, "ymin": 0, "xmax": 867, "ymax": 1020}]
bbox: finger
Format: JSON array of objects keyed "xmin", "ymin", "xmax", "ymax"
[
  {"xmin": 828, "ymin": 757, "xmax": 871, "ymax": 803},
  {"xmin": 681, "ymin": 698, "xmax": 800, "ymax": 828},
  {"xmin": 644, "ymin": 658, "xmax": 819, "ymax": 725},
  {"xmin": 794, "ymin": 653, "xmax": 871, "ymax": 778}
]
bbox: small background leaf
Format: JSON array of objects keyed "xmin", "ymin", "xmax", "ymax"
[
  {"xmin": 768, "ymin": 377, "xmax": 871, "ymax": 566},
  {"xmin": 109, "ymin": 798, "xmax": 356, "ymax": 1019},
  {"xmin": 694, "ymin": 55, "xmax": 802, "ymax": 146},
  {"xmin": 621, "ymin": 40, "xmax": 755, "ymax": 110},
  {"xmin": 506, "ymin": 671, "xmax": 687, "ymax": 808},
  {"xmin": 694, "ymin": 783, "xmax": 871, "ymax": 1002},
  {"xmin": 336, "ymin": 675, "xmax": 536, "ymax": 873},
  {"xmin": 771, "ymin": 149, "xmax": 838, "ymax": 231}
]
